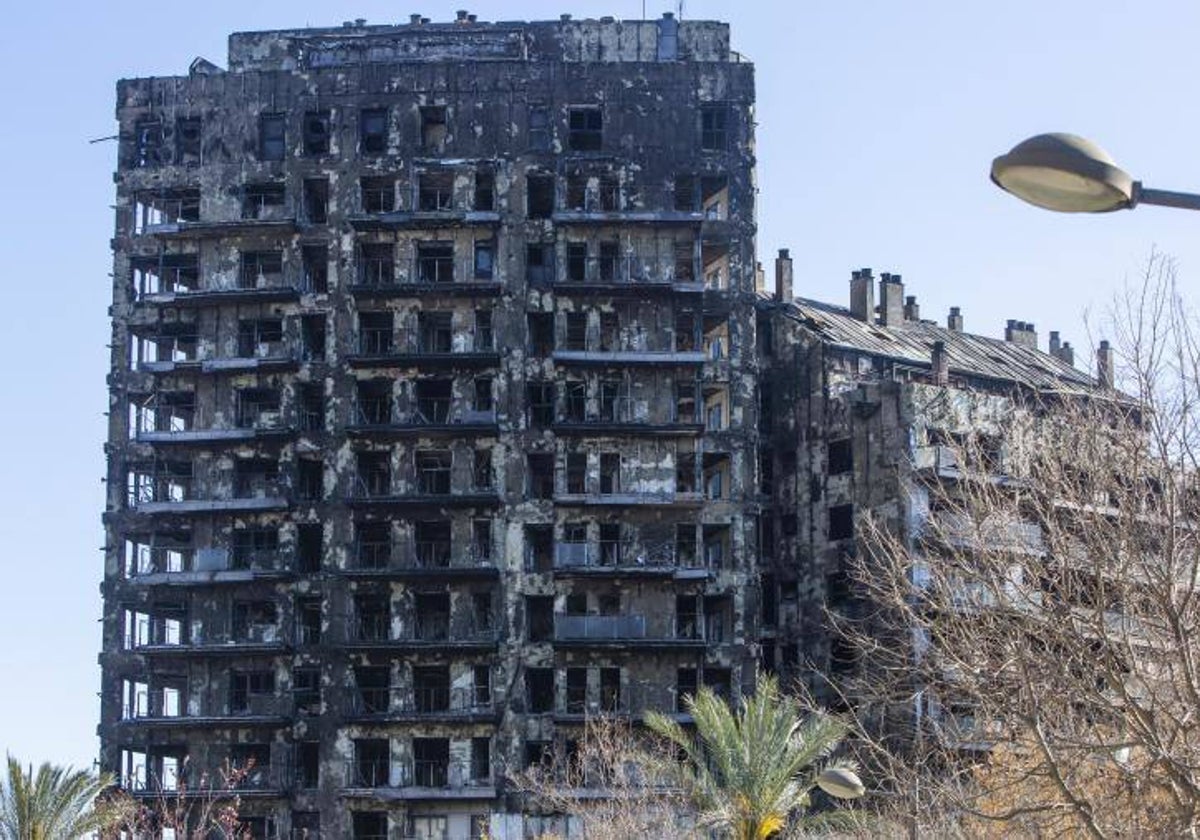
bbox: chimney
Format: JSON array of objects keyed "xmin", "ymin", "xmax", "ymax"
[
  {"xmin": 1059, "ymin": 341, "xmax": 1075, "ymax": 367},
  {"xmin": 879, "ymin": 273, "xmax": 904, "ymax": 327},
  {"xmin": 850, "ymin": 268, "xmax": 874, "ymax": 322},
  {"xmin": 931, "ymin": 340, "xmax": 949, "ymax": 386},
  {"xmin": 355, "ymin": 18, "xmax": 367, "ymax": 26},
  {"xmin": 904, "ymin": 295, "xmax": 920, "ymax": 322},
  {"xmin": 1097, "ymin": 340, "xmax": 1114, "ymax": 388},
  {"xmin": 1049, "ymin": 330, "xmax": 1061, "ymax": 355},
  {"xmin": 1004, "ymin": 320, "xmax": 1038, "ymax": 350},
  {"xmin": 561, "ymin": 13, "xmax": 573, "ymax": 21},
  {"xmin": 657, "ymin": 11, "xmax": 679, "ymax": 61},
  {"xmin": 456, "ymin": 10, "xmax": 470, "ymax": 23},
  {"xmin": 947, "ymin": 306, "xmax": 963, "ymax": 332},
  {"xmin": 410, "ymin": 13, "xmax": 422, "ymax": 24},
  {"xmin": 774, "ymin": 248, "xmax": 793, "ymax": 302}
]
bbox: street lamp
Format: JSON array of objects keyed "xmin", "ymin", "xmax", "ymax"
[{"xmin": 991, "ymin": 132, "xmax": 1200, "ymax": 213}]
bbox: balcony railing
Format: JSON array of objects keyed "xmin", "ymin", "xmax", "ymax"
[
  {"xmin": 345, "ymin": 759, "xmax": 491, "ymax": 790},
  {"xmin": 350, "ymin": 686, "xmax": 494, "ymax": 716},
  {"xmin": 553, "ymin": 541, "xmax": 683, "ymax": 570},
  {"xmin": 556, "ymin": 256, "xmax": 701, "ymax": 288},
  {"xmin": 554, "ymin": 614, "xmax": 646, "ymax": 640},
  {"xmin": 348, "ymin": 615, "xmax": 496, "ymax": 644}
]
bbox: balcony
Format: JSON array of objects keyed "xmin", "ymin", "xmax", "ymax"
[
  {"xmin": 552, "ymin": 542, "xmax": 701, "ymax": 579},
  {"xmin": 138, "ymin": 348, "xmax": 300, "ymax": 376},
  {"xmin": 346, "ymin": 403, "xmax": 498, "ymax": 439},
  {"xmin": 344, "ymin": 543, "xmax": 498, "ymax": 580},
  {"xmin": 135, "ymin": 413, "xmax": 293, "ymax": 446},
  {"xmin": 127, "ymin": 482, "xmax": 289, "ymax": 517},
  {"xmin": 349, "ymin": 257, "xmax": 503, "ymax": 299},
  {"xmin": 346, "ymin": 340, "xmax": 501, "ymax": 370},
  {"xmin": 345, "ymin": 477, "xmax": 499, "ymax": 511},
  {"xmin": 343, "ymin": 760, "xmax": 494, "ymax": 799},
  {"xmin": 551, "ymin": 337, "xmax": 707, "ymax": 367},
  {"xmin": 552, "ymin": 489, "xmax": 704, "ymax": 509},
  {"xmin": 553, "ymin": 614, "xmax": 706, "ymax": 649},
  {"xmin": 347, "ymin": 686, "xmax": 497, "ymax": 722},
  {"xmin": 126, "ymin": 547, "xmax": 293, "ymax": 586},
  {"xmin": 345, "ymin": 615, "xmax": 498, "ymax": 651},
  {"xmin": 126, "ymin": 621, "xmax": 290, "ymax": 657},
  {"xmin": 552, "ymin": 397, "xmax": 704, "ymax": 437},
  {"xmin": 549, "ymin": 254, "xmax": 705, "ymax": 295}
]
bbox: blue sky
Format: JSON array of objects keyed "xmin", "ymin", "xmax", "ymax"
[{"xmin": 1, "ymin": 0, "xmax": 1198, "ymax": 770}]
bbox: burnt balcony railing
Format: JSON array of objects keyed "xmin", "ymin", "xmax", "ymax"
[
  {"xmin": 350, "ymin": 686, "xmax": 494, "ymax": 717},
  {"xmin": 553, "ymin": 541, "xmax": 680, "ymax": 570},
  {"xmin": 554, "ymin": 614, "xmax": 646, "ymax": 640},
  {"xmin": 556, "ymin": 256, "xmax": 702, "ymax": 289},
  {"xmin": 348, "ymin": 614, "xmax": 496, "ymax": 644}
]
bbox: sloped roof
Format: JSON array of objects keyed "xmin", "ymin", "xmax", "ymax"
[{"xmin": 784, "ymin": 297, "xmax": 1099, "ymax": 394}]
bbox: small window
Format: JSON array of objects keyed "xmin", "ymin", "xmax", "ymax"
[
  {"xmin": 303, "ymin": 178, "xmax": 329, "ymax": 223},
  {"xmin": 527, "ymin": 173, "xmax": 554, "ymax": 218},
  {"xmin": 528, "ymin": 105, "xmax": 551, "ymax": 151},
  {"xmin": 474, "ymin": 240, "xmax": 495, "ymax": 280},
  {"xmin": 700, "ymin": 104, "xmax": 729, "ymax": 151},
  {"xmin": 360, "ymin": 108, "xmax": 387, "ymax": 155},
  {"xmin": 417, "ymin": 243, "xmax": 454, "ymax": 285},
  {"xmin": 828, "ymin": 439, "xmax": 853, "ymax": 475},
  {"xmin": 302, "ymin": 244, "xmax": 328, "ymax": 293},
  {"xmin": 175, "ymin": 117, "xmax": 201, "ymax": 165},
  {"xmin": 361, "ymin": 176, "xmax": 395, "ymax": 213},
  {"xmin": 302, "ymin": 110, "xmax": 331, "ymax": 155},
  {"xmin": 568, "ymin": 107, "xmax": 603, "ymax": 151},
  {"xmin": 418, "ymin": 171, "xmax": 454, "ymax": 212},
  {"xmin": 829, "ymin": 504, "xmax": 854, "ymax": 541},
  {"xmin": 474, "ymin": 169, "xmax": 495, "ymax": 211},
  {"xmin": 259, "ymin": 114, "xmax": 286, "ymax": 161},
  {"xmin": 135, "ymin": 119, "xmax": 165, "ymax": 167},
  {"xmin": 420, "ymin": 105, "xmax": 448, "ymax": 151}
]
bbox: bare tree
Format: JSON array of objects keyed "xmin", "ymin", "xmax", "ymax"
[
  {"xmin": 838, "ymin": 252, "xmax": 1200, "ymax": 838},
  {"xmin": 100, "ymin": 758, "xmax": 252, "ymax": 839}
]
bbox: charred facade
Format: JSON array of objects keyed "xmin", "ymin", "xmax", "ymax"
[{"xmin": 101, "ymin": 12, "xmax": 759, "ymax": 839}]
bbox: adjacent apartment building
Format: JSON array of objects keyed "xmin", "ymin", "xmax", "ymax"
[{"xmin": 101, "ymin": 12, "xmax": 760, "ymax": 838}]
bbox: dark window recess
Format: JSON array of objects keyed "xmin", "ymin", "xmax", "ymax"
[
  {"xmin": 565, "ymin": 312, "xmax": 587, "ymax": 351},
  {"xmin": 297, "ymin": 457, "xmax": 323, "ymax": 501},
  {"xmin": 474, "ymin": 240, "xmax": 495, "ymax": 280},
  {"xmin": 295, "ymin": 742, "xmax": 319, "ymax": 788},
  {"xmin": 296, "ymin": 598, "xmax": 321, "ymax": 648},
  {"xmin": 303, "ymin": 178, "xmax": 328, "ymax": 223},
  {"xmin": 676, "ymin": 668, "xmax": 698, "ymax": 712},
  {"xmin": 416, "ymin": 450, "xmax": 451, "ymax": 494},
  {"xmin": 474, "ymin": 169, "xmax": 495, "ymax": 210},
  {"xmin": 238, "ymin": 251, "xmax": 283, "ymax": 290},
  {"xmin": 528, "ymin": 105, "xmax": 551, "ymax": 151},
  {"xmin": 830, "ymin": 637, "xmax": 857, "ymax": 675},
  {"xmin": 359, "ymin": 108, "xmax": 387, "ymax": 154},
  {"xmin": 297, "ymin": 384, "xmax": 324, "ymax": 433},
  {"xmin": 599, "ymin": 174, "xmax": 619, "ymax": 211},
  {"xmin": 357, "ymin": 379, "xmax": 392, "ymax": 426},
  {"xmin": 565, "ymin": 667, "xmax": 587, "ymax": 713},
  {"xmin": 175, "ymin": 117, "xmax": 201, "ymax": 164},
  {"xmin": 414, "ymin": 378, "xmax": 451, "ymax": 424},
  {"xmin": 761, "ymin": 575, "xmax": 778, "ymax": 624},
  {"xmin": 568, "ymin": 107, "xmax": 603, "ymax": 151},
  {"xmin": 301, "ymin": 314, "xmax": 325, "ymax": 361},
  {"xmin": 566, "ymin": 452, "xmax": 586, "ymax": 494},
  {"xmin": 527, "ymin": 174, "xmax": 554, "ymax": 218},
  {"xmin": 566, "ymin": 174, "xmax": 587, "ymax": 211},
  {"xmin": 302, "ymin": 110, "xmax": 331, "ymax": 155},
  {"xmin": 828, "ymin": 439, "xmax": 854, "ymax": 475},
  {"xmin": 528, "ymin": 313, "xmax": 554, "ymax": 355},
  {"xmin": 525, "ymin": 527, "xmax": 553, "ymax": 573},
  {"xmin": 259, "ymin": 113, "xmax": 286, "ymax": 161},
  {"xmin": 135, "ymin": 119, "xmax": 165, "ymax": 167},
  {"xmin": 471, "ymin": 738, "xmax": 491, "ymax": 781},
  {"xmin": 352, "ymin": 812, "xmax": 387, "ymax": 839},
  {"xmin": 301, "ymin": 244, "xmax": 328, "ymax": 293},
  {"xmin": 700, "ymin": 104, "xmax": 729, "ymax": 150},
  {"xmin": 420, "ymin": 105, "xmax": 448, "ymax": 151},
  {"xmin": 418, "ymin": 312, "xmax": 453, "ymax": 353},
  {"xmin": 359, "ymin": 243, "xmax": 394, "ymax": 287},
  {"xmin": 527, "ymin": 454, "xmax": 553, "ymax": 500},
  {"xmin": 417, "ymin": 242, "xmax": 454, "ymax": 284},
  {"xmin": 829, "ymin": 504, "xmax": 854, "ymax": 541},
  {"xmin": 566, "ymin": 242, "xmax": 587, "ymax": 282},
  {"xmin": 358, "ymin": 312, "xmax": 393, "ymax": 355},
  {"xmin": 599, "ymin": 241, "xmax": 619, "ymax": 282},
  {"xmin": 242, "ymin": 183, "xmax": 285, "ymax": 220},
  {"xmin": 526, "ymin": 243, "xmax": 554, "ymax": 285},
  {"xmin": 674, "ymin": 175, "xmax": 698, "ymax": 211},
  {"xmin": 418, "ymin": 171, "xmax": 454, "ymax": 211},
  {"xmin": 527, "ymin": 383, "xmax": 554, "ymax": 428},
  {"xmin": 473, "ymin": 449, "xmax": 493, "ymax": 490},
  {"xmin": 293, "ymin": 666, "xmax": 320, "ymax": 710},
  {"xmin": 759, "ymin": 384, "xmax": 773, "ymax": 433},
  {"xmin": 475, "ymin": 310, "xmax": 494, "ymax": 350},
  {"xmin": 361, "ymin": 176, "xmax": 395, "ymax": 213},
  {"xmin": 526, "ymin": 668, "xmax": 554, "ymax": 713},
  {"xmin": 236, "ymin": 318, "xmax": 283, "ymax": 355},
  {"xmin": 759, "ymin": 451, "xmax": 774, "ymax": 495},
  {"xmin": 297, "ymin": 524, "xmax": 322, "ymax": 573}
]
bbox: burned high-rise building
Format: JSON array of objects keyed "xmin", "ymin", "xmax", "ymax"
[{"xmin": 101, "ymin": 12, "xmax": 758, "ymax": 838}]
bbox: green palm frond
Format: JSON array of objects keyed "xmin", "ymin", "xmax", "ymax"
[{"xmin": 0, "ymin": 755, "xmax": 114, "ymax": 840}]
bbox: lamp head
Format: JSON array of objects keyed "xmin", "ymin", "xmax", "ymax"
[{"xmin": 991, "ymin": 133, "xmax": 1135, "ymax": 213}]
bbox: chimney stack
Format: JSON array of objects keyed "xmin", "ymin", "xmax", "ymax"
[
  {"xmin": 774, "ymin": 248, "xmax": 793, "ymax": 302},
  {"xmin": 879, "ymin": 272, "xmax": 904, "ymax": 327},
  {"xmin": 850, "ymin": 268, "xmax": 874, "ymax": 322},
  {"xmin": 1097, "ymin": 340, "xmax": 1114, "ymax": 388},
  {"xmin": 1004, "ymin": 319, "xmax": 1038, "ymax": 350},
  {"xmin": 904, "ymin": 295, "xmax": 920, "ymax": 322},
  {"xmin": 754, "ymin": 261, "xmax": 765, "ymax": 294},
  {"xmin": 1049, "ymin": 331, "xmax": 1061, "ymax": 355},
  {"xmin": 931, "ymin": 340, "xmax": 949, "ymax": 386},
  {"xmin": 456, "ymin": 9, "xmax": 470, "ymax": 23},
  {"xmin": 410, "ymin": 13, "xmax": 423, "ymax": 24},
  {"xmin": 947, "ymin": 306, "xmax": 963, "ymax": 332}
]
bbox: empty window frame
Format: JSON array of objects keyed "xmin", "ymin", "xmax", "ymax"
[
  {"xmin": 297, "ymin": 384, "xmax": 324, "ymax": 433},
  {"xmin": 829, "ymin": 504, "xmax": 855, "ymax": 541},
  {"xmin": 302, "ymin": 110, "xmax": 331, "ymax": 155},
  {"xmin": 359, "ymin": 107, "xmax": 388, "ymax": 155},
  {"xmin": 133, "ymin": 189, "xmax": 200, "ymax": 233},
  {"xmin": 355, "ymin": 521, "xmax": 391, "ymax": 570},
  {"xmin": 528, "ymin": 105, "xmax": 551, "ymax": 151},
  {"xmin": 236, "ymin": 318, "xmax": 283, "ymax": 356},
  {"xmin": 301, "ymin": 314, "xmax": 326, "ymax": 361},
  {"xmin": 526, "ymin": 173, "xmax": 555, "ymax": 218},
  {"xmin": 418, "ymin": 171, "xmax": 454, "ymax": 211},
  {"xmin": 474, "ymin": 309, "xmax": 494, "ymax": 350},
  {"xmin": 259, "ymin": 113, "xmax": 286, "ymax": 161},
  {"xmin": 361, "ymin": 176, "xmax": 395, "ymax": 213},
  {"xmin": 474, "ymin": 168, "xmax": 495, "ymax": 210},
  {"xmin": 828, "ymin": 439, "xmax": 854, "ymax": 474},
  {"xmin": 528, "ymin": 313, "xmax": 554, "ymax": 355},
  {"xmin": 414, "ymin": 378, "xmax": 452, "ymax": 424},
  {"xmin": 526, "ymin": 242, "xmax": 554, "ymax": 285},
  {"xmin": 527, "ymin": 382, "xmax": 554, "ymax": 427},
  {"xmin": 474, "ymin": 239, "xmax": 495, "ymax": 280},
  {"xmin": 418, "ymin": 312, "xmax": 453, "ymax": 353},
  {"xmin": 565, "ymin": 312, "xmax": 588, "ymax": 351},
  {"xmin": 238, "ymin": 251, "xmax": 283, "ymax": 290},
  {"xmin": 358, "ymin": 312, "xmax": 393, "ymax": 354},
  {"xmin": 242, "ymin": 182, "xmax": 286, "ymax": 220},
  {"xmin": 175, "ymin": 117, "xmax": 201, "ymax": 164},
  {"xmin": 416, "ymin": 450, "xmax": 452, "ymax": 494},
  {"xmin": 358, "ymin": 243, "xmax": 394, "ymax": 287},
  {"xmin": 566, "ymin": 242, "xmax": 588, "ymax": 283},
  {"xmin": 417, "ymin": 242, "xmax": 454, "ymax": 284},
  {"xmin": 303, "ymin": 177, "xmax": 328, "ymax": 223},
  {"xmin": 700, "ymin": 104, "xmax": 729, "ymax": 151},
  {"xmin": 302, "ymin": 244, "xmax": 329, "ymax": 293},
  {"xmin": 134, "ymin": 119, "xmax": 165, "ymax": 167},
  {"xmin": 356, "ymin": 452, "xmax": 391, "ymax": 497},
  {"xmin": 527, "ymin": 454, "xmax": 554, "ymax": 500},
  {"xmin": 568, "ymin": 106, "xmax": 603, "ymax": 151},
  {"xmin": 420, "ymin": 105, "xmax": 448, "ymax": 151}
]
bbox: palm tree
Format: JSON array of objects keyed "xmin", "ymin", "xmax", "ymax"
[
  {"xmin": 645, "ymin": 675, "xmax": 863, "ymax": 840},
  {"xmin": 0, "ymin": 756, "xmax": 114, "ymax": 840}
]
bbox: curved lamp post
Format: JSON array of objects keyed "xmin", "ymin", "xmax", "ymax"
[{"xmin": 991, "ymin": 133, "xmax": 1200, "ymax": 213}]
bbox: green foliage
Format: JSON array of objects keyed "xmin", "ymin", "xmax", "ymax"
[
  {"xmin": 645, "ymin": 675, "xmax": 858, "ymax": 840},
  {"xmin": 0, "ymin": 755, "xmax": 113, "ymax": 840}
]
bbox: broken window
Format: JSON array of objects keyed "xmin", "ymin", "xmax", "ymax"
[
  {"xmin": 475, "ymin": 309, "xmax": 494, "ymax": 351},
  {"xmin": 472, "ymin": 377, "xmax": 494, "ymax": 414},
  {"xmin": 471, "ymin": 737, "xmax": 491, "ymax": 783},
  {"xmin": 358, "ymin": 243, "xmax": 393, "ymax": 287},
  {"xmin": 703, "ymin": 524, "xmax": 729, "ymax": 569},
  {"xmin": 418, "ymin": 171, "xmax": 454, "ymax": 211},
  {"xmin": 472, "ymin": 519, "xmax": 493, "ymax": 565},
  {"xmin": 676, "ymin": 378, "xmax": 698, "ymax": 423},
  {"xmin": 352, "ymin": 740, "xmax": 389, "ymax": 788},
  {"xmin": 297, "ymin": 457, "xmax": 323, "ymax": 501},
  {"xmin": 235, "ymin": 387, "xmax": 280, "ymax": 429},
  {"xmin": 828, "ymin": 438, "xmax": 853, "ymax": 475},
  {"xmin": 238, "ymin": 251, "xmax": 283, "ymax": 290},
  {"xmin": 258, "ymin": 113, "xmax": 286, "ymax": 161},
  {"xmin": 414, "ymin": 520, "xmax": 451, "ymax": 569},
  {"xmin": 565, "ymin": 667, "xmax": 587, "ymax": 714},
  {"xmin": 473, "ymin": 449, "xmax": 493, "ymax": 490},
  {"xmin": 704, "ymin": 385, "xmax": 726, "ymax": 432},
  {"xmin": 702, "ymin": 175, "xmax": 729, "ymax": 219},
  {"xmin": 565, "ymin": 312, "xmax": 588, "ymax": 351},
  {"xmin": 566, "ymin": 452, "xmax": 587, "ymax": 494},
  {"xmin": 704, "ymin": 316, "xmax": 729, "ymax": 360},
  {"xmin": 294, "ymin": 741, "xmax": 319, "ymax": 789},
  {"xmin": 417, "ymin": 242, "xmax": 454, "ymax": 284},
  {"xmin": 564, "ymin": 379, "xmax": 586, "ymax": 422},
  {"xmin": 676, "ymin": 523, "xmax": 698, "ymax": 567},
  {"xmin": 414, "ymin": 593, "xmax": 450, "ymax": 640},
  {"xmin": 704, "ymin": 667, "xmax": 732, "ymax": 703},
  {"xmin": 526, "ymin": 242, "xmax": 554, "ymax": 285},
  {"xmin": 414, "ymin": 665, "xmax": 450, "ymax": 712},
  {"xmin": 353, "ymin": 593, "xmax": 390, "ymax": 642},
  {"xmin": 474, "ymin": 239, "xmax": 495, "ymax": 280},
  {"xmin": 700, "ymin": 104, "xmax": 729, "ymax": 151},
  {"xmin": 599, "ymin": 311, "xmax": 619, "ymax": 351},
  {"xmin": 361, "ymin": 176, "xmax": 395, "ymax": 213},
  {"xmin": 526, "ymin": 594, "xmax": 553, "ymax": 639},
  {"xmin": 302, "ymin": 110, "xmax": 331, "ymax": 156},
  {"xmin": 676, "ymin": 668, "xmax": 698, "ymax": 712},
  {"xmin": 527, "ymin": 382, "xmax": 554, "ymax": 427},
  {"xmin": 599, "ymin": 668, "xmax": 621, "ymax": 712},
  {"xmin": 526, "ymin": 668, "xmax": 554, "ymax": 713},
  {"xmin": 704, "ymin": 452, "xmax": 730, "ymax": 499},
  {"xmin": 599, "ymin": 522, "xmax": 621, "ymax": 566},
  {"xmin": 759, "ymin": 451, "xmax": 774, "ymax": 495},
  {"xmin": 230, "ymin": 669, "xmax": 275, "ymax": 714},
  {"xmin": 528, "ymin": 105, "xmax": 551, "ymax": 151},
  {"xmin": 829, "ymin": 504, "xmax": 854, "ymax": 541},
  {"xmin": 676, "ymin": 449, "xmax": 698, "ymax": 494},
  {"xmin": 674, "ymin": 238, "xmax": 696, "ymax": 284},
  {"xmin": 414, "ymin": 378, "xmax": 451, "ymax": 424},
  {"xmin": 420, "ymin": 105, "xmax": 448, "ymax": 151},
  {"xmin": 359, "ymin": 108, "xmax": 388, "ymax": 154},
  {"xmin": 674, "ymin": 174, "xmax": 699, "ymax": 212},
  {"xmin": 301, "ymin": 314, "xmax": 326, "ymax": 361},
  {"xmin": 296, "ymin": 599, "xmax": 321, "ymax": 647},
  {"xmin": 599, "ymin": 174, "xmax": 619, "ymax": 211},
  {"xmin": 133, "ymin": 189, "xmax": 200, "ymax": 233},
  {"xmin": 357, "ymin": 665, "xmax": 391, "ymax": 713},
  {"xmin": 243, "ymin": 182, "xmax": 286, "ymax": 220},
  {"xmin": 675, "ymin": 310, "xmax": 698, "ymax": 351},
  {"xmin": 758, "ymin": 384, "xmax": 773, "ymax": 433},
  {"xmin": 355, "ymin": 451, "xmax": 391, "ymax": 497},
  {"xmin": 297, "ymin": 383, "xmax": 324, "ymax": 432},
  {"xmin": 302, "ymin": 177, "xmax": 328, "ymax": 223},
  {"xmin": 599, "ymin": 241, "xmax": 620, "ymax": 283},
  {"xmin": 357, "ymin": 379, "xmax": 392, "ymax": 426},
  {"xmin": 292, "ymin": 667, "xmax": 319, "ymax": 712},
  {"xmin": 416, "ymin": 450, "xmax": 451, "ymax": 494},
  {"xmin": 358, "ymin": 311, "xmax": 393, "ymax": 355},
  {"xmin": 355, "ymin": 521, "xmax": 391, "ymax": 570},
  {"xmin": 302, "ymin": 244, "xmax": 328, "ymax": 293},
  {"xmin": 526, "ymin": 173, "xmax": 554, "ymax": 218},
  {"xmin": 233, "ymin": 458, "xmax": 280, "ymax": 498},
  {"xmin": 566, "ymin": 242, "xmax": 588, "ymax": 282},
  {"xmin": 175, "ymin": 116, "xmax": 201, "ymax": 164},
  {"xmin": 474, "ymin": 168, "xmax": 495, "ymax": 210},
  {"xmin": 236, "ymin": 318, "xmax": 283, "ymax": 357},
  {"xmin": 566, "ymin": 173, "xmax": 588, "ymax": 211},
  {"xmin": 599, "ymin": 452, "xmax": 621, "ymax": 495},
  {"xmin": 418, "ymin": 312, "xmax": 453, "ymax": 353},
  {"xmin": 231, "ymin": 528, "xmax": 279, "ymax": 570},
  {"xmin": 568, "ymin": 106, "xmax": 603, "ymax": 151},
  {"xmin": 134, "ymin": 119, "xmax": 165, "ymax": 168}
]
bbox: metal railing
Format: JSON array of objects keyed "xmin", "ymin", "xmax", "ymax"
[
  {"xmin": 558, "ymin": 256, "xmax": 698, "ymax": 287},
  {"xmin": 554, "ymin": 614, "xmax": 646, "ymax": 640},
  {"xmin": 348, "ymin": 614, "xmax": 497, "ymax": 644},
  {"xmin": 350, "ymin": 686, "xmax": 494, "ymax": 716},
  {"xmin": 553, "ymin": 541, "xmax": 681, "ymax": 570}
]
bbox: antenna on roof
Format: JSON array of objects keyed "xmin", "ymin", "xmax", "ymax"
[{"xmin": 677, "ymin": 0, "xmax": 685, "ymax": 19}]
